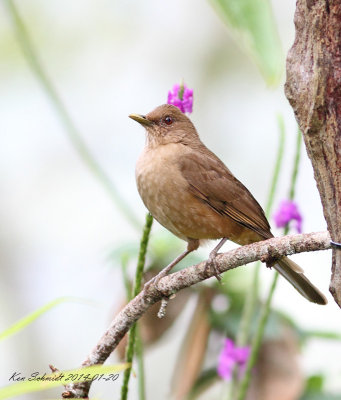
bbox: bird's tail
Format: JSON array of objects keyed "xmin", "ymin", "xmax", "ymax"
[{"xmin": 273, "ymin": 257, "xmax": 327, "ymax": 305}]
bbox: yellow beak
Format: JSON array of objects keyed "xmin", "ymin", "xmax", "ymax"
[{"xmin": 129, "ymin": 113, "xmax": 153, "ymax": 126}]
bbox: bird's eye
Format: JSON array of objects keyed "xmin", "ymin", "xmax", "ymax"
[{"xmin": 163, "ymin": 116, "xmax": 173, "ymax": 125}]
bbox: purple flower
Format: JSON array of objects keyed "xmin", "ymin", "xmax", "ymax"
[
  {"xmin": 217, "ymin": 338, "xmax": 250, "ymax": 381},
  {"xmin": 273, "ymin": 199, "xmax": 303, "ymax": 233},
  {"xmin": 167, "ymin": 83, "xmax": 193, "ymax": 114}
]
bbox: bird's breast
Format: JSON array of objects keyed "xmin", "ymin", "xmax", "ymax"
[
  {"xmin": 136, "ymin": 144, "xmax": 191, "ymax": 240},
  {"xmin": 135, "ymin": 144, "xmax": 237, "ymax": 242}
]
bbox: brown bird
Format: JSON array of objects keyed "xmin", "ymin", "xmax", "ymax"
[{"xmin": 129, "ymin": 104, "xmax": 327, "ymax": 305}]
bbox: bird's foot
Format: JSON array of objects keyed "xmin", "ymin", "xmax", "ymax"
[
  {"xmin": 143, "ymin": 268, "xmax": 169, "ymax": 293},
  {"xmin": 143, "ymin": 247, "xmax": 193, "ymax": 294},
  {"xmin": 141, "ymin": 274, "xmax": 163, "ymax": 298},
  {"xmin": 204, "ymin": 252, "xmax": 222, "ymax": 282},
  {"xmin": 203, "ymin": 238, "xmax": 227, "ymax": 281},
  {"xmin": 141, "ymin": 247, "xmax": 194, "ymax": 318}
]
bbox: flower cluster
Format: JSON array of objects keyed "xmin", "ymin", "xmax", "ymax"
[
  {"xmin": 217, "ymin": 338, "xmax": 250, "ymax": 381},
  {"xmin": 273, "ymin": 199, "xmax": 303, "ymax": 233},
  {"xmin": 167, "ymin": 83, "xmax": 193, "ymax": 114}
]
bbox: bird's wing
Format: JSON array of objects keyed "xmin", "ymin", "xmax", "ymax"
[{"xmin": 178, "ymin": 150, "xmax": 272, "ymax": 239}]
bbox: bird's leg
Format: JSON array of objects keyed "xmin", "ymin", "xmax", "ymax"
[
  {"xmin": 205, "ymin": 238, "xmax": 228, "ymax": 281},
  {"xmin": 141, "ymin": 249, "xmax": 192, "ymax": 319},
  {"xmin": 150, "ymin": 249, "xmax": 192, "ymax": 285},
  {"xmin": 143, "ymin": 239, "xmax": 199, "ymax": 293}
]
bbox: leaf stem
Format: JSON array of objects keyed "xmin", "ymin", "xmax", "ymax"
[
  {"xmin": 120, "ymin": 213, "xmax": 153, "ymax": 400},
  {"xmin": 236, "ymin": 114, "xmax": 285, "ymax": 348},
  {"xmin": 289, "ymin": 127, "xmax": 302, "ymax": 201},
  {"xmin": 136, "ymin": 327, "xmax": 146, "ymax": 400},
  {"xmin": 236, "ymin": 273, "xmax": 279, "ymax": 400},
  {"xmin": 236, "ymin": 124, "xmax": 302, "ymax": 400}
]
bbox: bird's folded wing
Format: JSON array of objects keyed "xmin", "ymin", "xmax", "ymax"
[{"xmin": 178, "ymin": 151, "xmax": 272, "ymax": 239}]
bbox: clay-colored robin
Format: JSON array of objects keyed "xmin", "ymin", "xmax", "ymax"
[{"xmin": 129, "ymin": 104, "xmax": 327, "ymax": 305}]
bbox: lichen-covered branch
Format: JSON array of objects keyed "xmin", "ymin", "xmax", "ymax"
[
  {"xmin": 285, "ymin": 0, "xmax": 341, "ymax": 306},
  {"xmin": 62, "ymin": 231, "xmax": 331, "ymax": 398}
]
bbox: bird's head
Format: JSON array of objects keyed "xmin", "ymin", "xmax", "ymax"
[{"xmin": 129, "ymin": 104, "xmax": 199, "ymax": 147}]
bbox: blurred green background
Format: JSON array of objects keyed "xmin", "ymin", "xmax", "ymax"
[{"xmin": 0, "ymin": 1, "xmax": 340, "ymax": 399}]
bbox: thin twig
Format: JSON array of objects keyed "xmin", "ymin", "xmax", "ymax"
[{"xmin": 62, "ymin": 231, "xmax": 331, "ymax": 398}]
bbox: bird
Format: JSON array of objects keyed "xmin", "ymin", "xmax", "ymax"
[{"xmin": 129, "ymin": 104, "xmax": 327, "ymax": 305}]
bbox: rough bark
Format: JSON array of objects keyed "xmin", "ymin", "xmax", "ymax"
[
  {"xmin": 61, "ymin": 231, "xmax": 331, "ymax": 398},
  {"xmin": 285, "ymin": 1, "xmax": 341, "ymax": 306}
]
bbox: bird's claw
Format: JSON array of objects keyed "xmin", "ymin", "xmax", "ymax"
[
  {"xmin": 204, "ymin": 254, "xmax": 222, "ymax": 281},
  {"xmin": 142, "ymin": 269, "xmax": 168, "ymax": 294}
]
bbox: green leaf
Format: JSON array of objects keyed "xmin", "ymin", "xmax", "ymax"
[
  {"xmin": 305, "ymin": 375, "xmax": 325, "ymax": 393},
  {"xmin": 0, "ymin": 364, "xmax": 130, "ymax": 400},
  {"xmin": 0, "ymin": 297, "xmax": 91, "ymax": 341},
  {"xmin": 208, "ymin": 0, "xmax": 283, "ymax": 85},
  {"xmin": 300, "ymin": 330, "xmax": 341, "ymax": 341}
]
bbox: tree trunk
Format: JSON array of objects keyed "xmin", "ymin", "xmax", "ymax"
[{"xmin": 285, "ymin": 1, "xmax": 341, "ymax": 306}]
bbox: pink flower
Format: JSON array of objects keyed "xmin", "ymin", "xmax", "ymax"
[
  {"xmin": 167, "ymin": 83, "xmax": 193, "ymax": 114},
  {"xmin": 273, "ymin": 200, "xmax": 303, "ymax": 233},
  {"xmin": 217, "ymin": 338, "xmax": 250, "ymax": 381}
]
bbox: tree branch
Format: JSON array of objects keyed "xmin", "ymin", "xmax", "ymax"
[
  {"xmin": 285, "ymin": 0, "xmax": 341, "ymax": 306},
  {"xmin": 61, "ymin": 231, "xmax": 331, "ymax": 398}
]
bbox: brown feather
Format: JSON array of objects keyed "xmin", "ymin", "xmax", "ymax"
[{"xmin": 179, "ymin": 149, "xmax": 272, "ymax": 240}]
